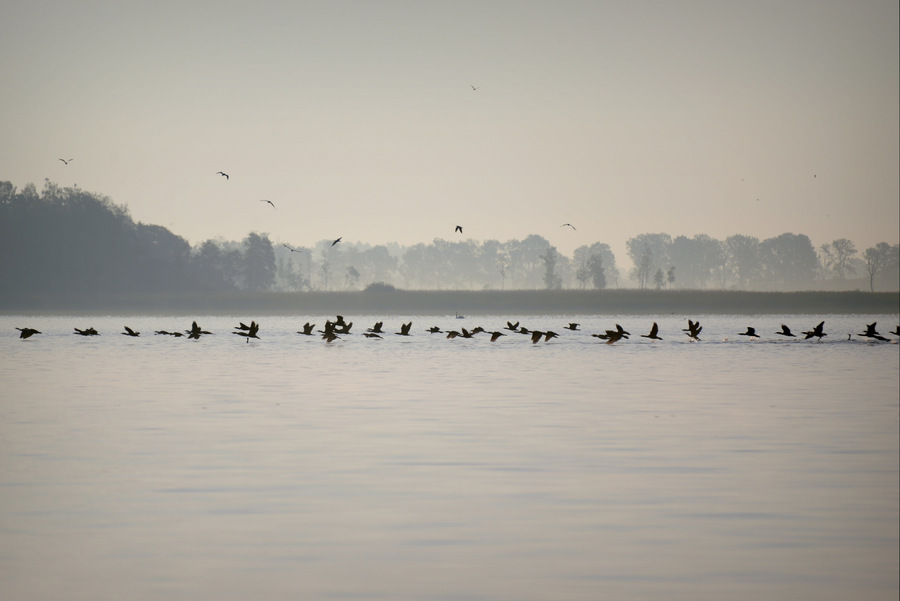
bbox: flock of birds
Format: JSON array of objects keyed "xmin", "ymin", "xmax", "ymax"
[{"xmin": 13, "ymin": 319, "xmax": 900, "ymax": 344}]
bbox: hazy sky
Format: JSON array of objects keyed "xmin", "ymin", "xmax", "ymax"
[{"xmin": 2, "ymin": 1, "xmax": 897, "ymax": 266}]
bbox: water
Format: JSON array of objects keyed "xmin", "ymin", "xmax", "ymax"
[{"xmin": 1, "ymin": 314, "xmax": 898, "ymax": 601}]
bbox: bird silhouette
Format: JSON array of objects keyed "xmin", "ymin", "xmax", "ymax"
[
  {"xmin": 891, "ymin": 325, "xmax": 900, "ymax": 337},
  {"xmin": 446, "ymin": 330, "xmax": 461, "ymax": 339},
  {"xmin": 260, "ymin": 200, "xmax": 275, "ymax": 209},
  {"xmin": 216, "ymin": 171, "xmax": 229, "ymax": 179},
  {"xmin": 74, "ymin": 327, "xmax": 99, "ymax": 336},
  {"xmin": 16, "ymin": 327, "xmax": 41, "ymax": 339},
  {"xmin": 775, "ymin": 324, "xmax": 795, "ymax": 337},
  {"xmin": 186, "ymin": 321, "xmax": 212, "ymax": 339},
  {"xmin": 427, "ymin": 326, "xmax": 442, "ymax": 333},
  {"xmin": 368, "ymin": 321, "xmax": 385, "ymax": 334},
  {"xmin": 802, "ymin": 321, "xmax": 826, "ymax": 341},
  {"xmin": 858, "ymin": 322, "xmax": 888, "ymax": 341},
  {"xmin": 233, "ymin": 321, "xmax": 260, "ymax": 342},
  {"xmin": 505, "ymin": 321, "xmax": 519, "ymax": 331},
  {"xmin": 297, "ymin": 322, "xmax": 316, "ymax": 335},
  {"xmin": 332, "ymin": 237, "xmax": 342, "ymax": 246},
  {"xmin": 739, "ymin": 327, "xmax": 758, "ymax": 337},
  {"xmin": 471, "ymin": 85, "xmax": 479, "ymax": 90},
  {"xmin": 530, "ymin": 330, "xmax": 546, "ymax": 344},
  {"xmin": 322, "ymin": 331, "xmax": 340, "ymax": 343},
  {"xmin": 455, "ymin": 226, "xmax": 463, "ymax": 233},
  {"xmin": 683, "ymin": 320, "xmax": 702, "ymax": 341},
  {"xmin": 363, "ymin": 332, "xmax": 382, "ymax": 339},
  {"xmin": 396, "ymin": 321, "xmax": 412, "ymax": 336},
  {"xmin": 122, "ymin": 326, "xmax": 140, "ymax": 337},
  {"xmin": 282, "ymin": 243, "xmax": 305, "ymax": 253},
  {"xmin": 489, "ymin": 331, "xmax": 505, "ymax": 342},
  {"xmin": 564, "ymin": 323, "xmax": 579, "ymax": 331},
  {"xmin": 561, "ymin": 223, "xmax": 576, "ymax": 230},
  {"xmin": 641, "ymin": 322, "xmax": 662, "ymax": 340},
  {"xmin": 58, "ymin": 158, "xmax": 73, "ymax": 165}
]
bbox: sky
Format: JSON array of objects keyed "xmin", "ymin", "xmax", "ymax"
[{"xmin": 2, "ymin": 0, "xmax": 897, "ymax": 269}]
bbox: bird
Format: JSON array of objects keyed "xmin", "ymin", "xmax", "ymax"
[
  {"xmin": 891, "ymin": 325, "xmax": 900, "ymax": 337},
  {"xmin": 683, "ymin": 320, "xmax": 702, "ymax": 341},
  {"xmin": 217, "ymin": 171, "xmax": 229, "ymax": 179},
  {"xmin": 530, "ymin": 330, "xmax": 546, "ymax": 344},
  {"xmin": 331, "ymin": 237, "xmax": 342, "ymax": 246},
  {"xmin": 543, "ymin": 331, "xmax": 559, "ymax": 342},
  {"xmin": 802, "ymin": 321, "xmax": 827, "ymax": 341},
  {"xmin": 322, "ymin": 331, "xmax": 340, "ymax": 343},
  {"xmin": 739, "ymin": 327, "xmax": 758, "ymax": 338},
  {"xmin": 368, "ymin": 321, "xmax": 385, "ymax": 334},
  {"xmin": 74, "ymin": 327, "xmax": 99, "ymax": 336},
  {"xmin": 154, "ymin": 330, "xmax": 183, "ymax": 337},
  {"xmin": 641, "ymin": 322, "xmax": 662, "ymax": 340},
  {"xmin": 564, "ymin": 323, "xmax": 579, "ymax": 331},
  {"xmin": 489, "ymin": 331, "xmax": 505, "ymax": 342},
  {"xmin": 233, "ymin": 321, "xmax": 260, "ymax": 342},
  {"xmin": 505, "ymin": 321, "xmax": 519, "ymax": 331},
  {"xmin": 122, "ymin": 326, "xmax": 140, "ymax": 337},
  {"xmin": 58, "ymin": 158, "xmax": 73, "ymax": 165},
  {"xmin": 427, "ymin": 326, "xmax": 442, "ymax": 333},
  {"xmin": 282, "ymin": 243, "xmax": 304, "ymax": 253},
  {"xmin": 298, "ymin": 322, "xmax": 316, "ymax": 335},
  {"xmin": 858, "ymin": 322, "xmax": 888, "ymax": 342},
  {"xmin": 186, "ymin": 321, "xmax": 212, "ymax": 339},
  {"xmin": 363, "ymin": 332, "xmax": 382, "ymax": 339},
  {"xmin": 775, "ymin": 324, "xmax": 795, "ymax": 337},
  {"xmin": 446, "ymin": 330, "xmax": 461, "ymax": 339},
  {"xmin": 260, "ymin": 199, "xmax": 275, "ymax": 209},
  {"xmin": 333, "ymin": 321, "xmax": 353, "ymax": 335},
  {"xmin": 561, "ymin": 223, "xmax": 576, "ymax": 230},
  {"xmin": 396, "ymin": 322, "xmax": 412, "ymax": 336},
  {"xmin": 16, "ymin": 327, "xmax": 41, "ymax": 339},
  {"xmin": 235, "ymin": 322, "xmax": 251, "ymax": 331},
  {"xmin": 455, "ymin": 226, "xmax": 463, "ymax": 233},
  {"xmin": 471, "ymin": 84, "xmax": 479, "ymax": 91}
]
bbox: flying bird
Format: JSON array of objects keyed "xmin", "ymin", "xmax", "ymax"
[
  {"xmin": 122, "ymin": 326, "xmax": 140, "ymax": 337},
  {"xmin": 233, "ymin": 321, "xmax": 260, "ymax": 342},
  {"xmin": 471, "ymin": 85, "xmax": 479, "ymax": 90},
  {"xmin": 641, "ymin": 322, "xmax": 662, "ymax": 340},
  {"xmin": 561, "ymin": 223, "xmax": 576, "ymax": 230},
  {"xmin": 455, "ymin": 226, "xmax": 463, "ymax": 234},
  {"xmin": 282, "ymin": 244, "xmax": 303, "ymax": 252},
  {"xmin": 368, "ymin": 322, "xmax": 385, "ymax": 334},
  {"xmin": 683, "ymin": 320, "xmax": 702, "ymax": 341},
  {"xmin": 363, "ymin": 332, "xmax": 382, "ymax": 339},
  {"xmin": 775, "ymin": 324, "xmax": 795, "ymax": 338},
  {"xmin": 216, "ymin": 171, "xmax": 229, "ymax": 179},
  {"xmin": 332, "ymin": 237, "xmax": 342, "ymax": 246},
  {"xmin": 297, "ymin": 322, "xmax": 315, "ymax": 335},
  {"xmin": 564, "ymin": 323, "xmax": 579, "ymax": 331},
  {"xmin": 16, "ymin": 327, "xmax": 41, "ymax": 339},
  {"xmin": 58, "ymin": 158, "xmax": 73, "ymax": 165},
  {"xmin": 396, "ymin": 321, "xmax": 412, "ymax": 336},
  {"xmin": 260, "ymin": 200, "xmax": 275, "ymax": 209},
  {"xmin": 505, "ymin": 321, "xmax": 520, "ymax": 331},
  {"xmin": 739, "ymin": 327, "xmax": 758, "ymax": 338},
  {"xmin": 802, "ymin": 321, "xmax": 827, "ymax": 341}
]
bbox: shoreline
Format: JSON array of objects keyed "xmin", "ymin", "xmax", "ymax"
[{"xmin": 2, "ymin": 290, "xmax": 898, "ymax": 316}]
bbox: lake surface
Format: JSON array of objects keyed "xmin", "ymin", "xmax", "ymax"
[{"xmin": 1, "ymin": 314, "xmax": 898, "ymax": 601}]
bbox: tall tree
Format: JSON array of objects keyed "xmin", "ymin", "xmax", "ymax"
[
  {"xmin": 242, "ymin": 233, "xmax": 276, "ymax": 292},
  {"xmin": 864, "ymin": 242, "xmax": 900, "ymax": 292}
]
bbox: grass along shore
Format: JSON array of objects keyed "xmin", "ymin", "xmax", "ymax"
[{"xmin": 2, "ymin": 289, "xmax": 898, "ymax": 316}]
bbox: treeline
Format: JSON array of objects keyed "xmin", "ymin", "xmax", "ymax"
[{"xmin": 1, "ymin": 182, "xmax": 898, "ymax": 305}]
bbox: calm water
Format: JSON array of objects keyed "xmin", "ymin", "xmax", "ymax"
[{"xmin": 1, "ymin": 314, "xmax": 898, "ymax": 601}]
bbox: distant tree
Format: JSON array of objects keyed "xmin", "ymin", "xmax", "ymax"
[
  {"xmin": 586, "ymin": 254, "xmax": 606, "ymax": 289},
  {"xmin": 863, "ymin": 242, "xmax": 900, "ymax": 292},
  {"xmin": 653, "ymin": 268, "xmax": 665, "ymax": 290},
  {"xmin": 820, "ymin": 238, "xmax": 858, "ymax": 281},
  {"xmin": 669, "ymin": 234, "xmax": 724, "ymax": 288},
  {"xmin": 758, "ymin": 233, "xmax": 818, "ymax": 290},
  {"xmin": 626, "ymin": 233, "xmax": 670, "ymax": 289},
  {"xmin": 667, "ymin": 266, "xmax": 676, "ymax": 287},
  {"xmin": 541, "ymin": 247, "xmax": 562, "ymax": 289},
  {"xmin": 345, "ymin": 265, "xmax": 360, "ymax": 290},
  {"xmin": 724, "ymin": 234, "xmax": 760, "ymax": 289},
  {"xmin": 363, "ymin": 281, "xmax": 397, "ymax": 292},
  {"xmin": 319, "ymin": 257, "xmax": 332, "ymax": 291},
  {"xmin": 573, "ymin": 243, "xmax": 617, "ymax": 288},
  {"xmin": 242, "ymin": 233, "xmax": 276, "ymax": 292}
]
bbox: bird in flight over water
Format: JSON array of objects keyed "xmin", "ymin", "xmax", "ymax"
[
  {"xmin": 455, "ymin": 225, "xmax": 463, "ymax": 233},
  {"xmin": 260, "ymin": 199, "xmax": 275, "ymax": 209},
  {"xmin": 471, "ymin": 85, "xmax": 479, "ymax": 91},
  {"xmin": 561, "ymin": 223, "xmax": 576, "ymax": 230},
  {"xmin": 217, "ymin": 171, "xmax": 229, "ymax": 179},
  {"xmin": 58, "ymin": 158, "xmax": 73, "ymax": 165},
  {"xmin": 331, "ymin": 237, "xmax": 342, "ymax": 246}
]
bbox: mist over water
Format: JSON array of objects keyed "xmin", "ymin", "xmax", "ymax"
[{"xmin": 1, "ymin": 314, "xmax": 898, "ymax": 601}]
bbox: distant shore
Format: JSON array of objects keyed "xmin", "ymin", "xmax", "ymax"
[{"xmin": 2, "ymin": 290, "xmax": 898, "ymax": 316}]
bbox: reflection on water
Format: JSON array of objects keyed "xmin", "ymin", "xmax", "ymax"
[{"xmin": 1, "ymin": 314, "xmax": 898, "ymax": 601}]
